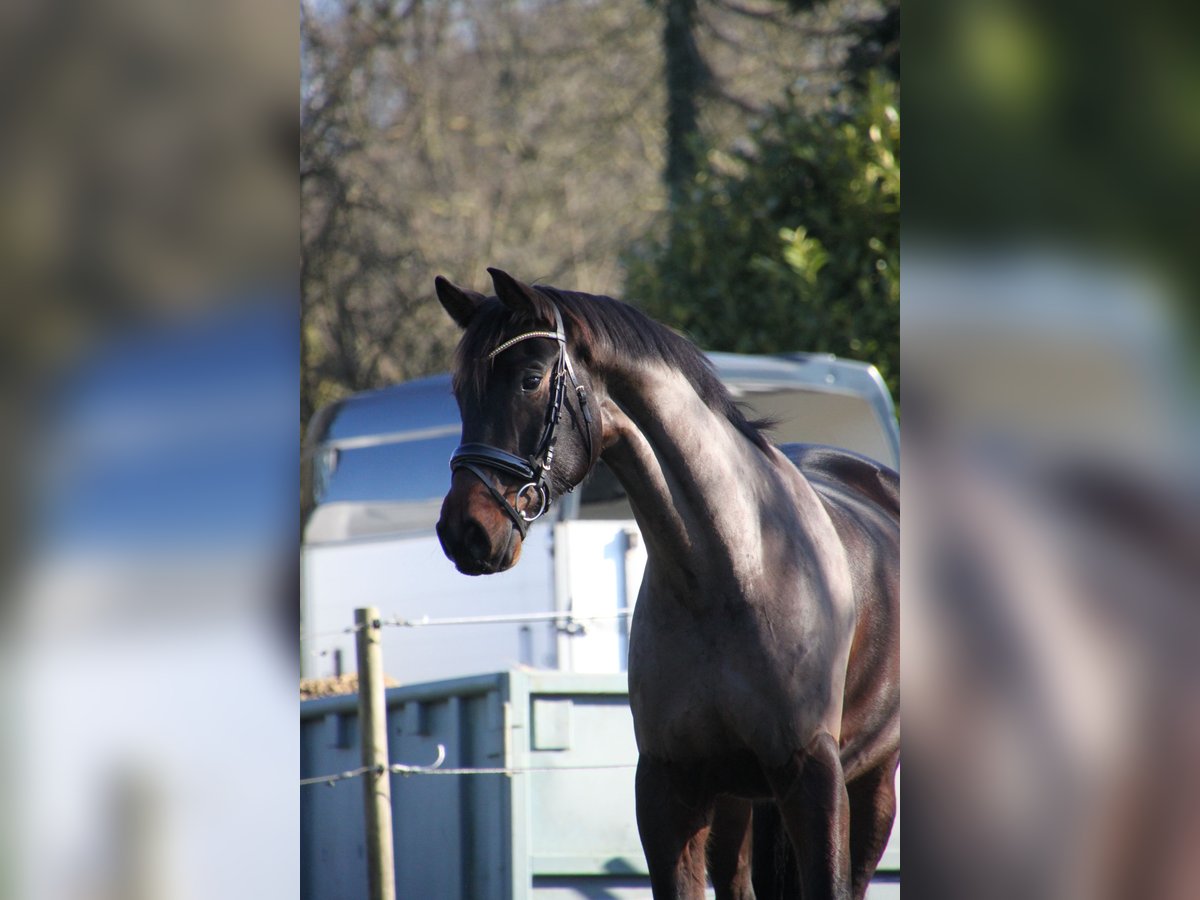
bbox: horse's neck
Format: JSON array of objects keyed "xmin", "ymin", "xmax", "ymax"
[{"xmin": 599, "ymin": 363, "xmax": 793, "ymax": 595}]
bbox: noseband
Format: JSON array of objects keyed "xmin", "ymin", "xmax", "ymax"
[{"xmin": 450, "ymin": 303, "xmax": 594, "ymax": 538}]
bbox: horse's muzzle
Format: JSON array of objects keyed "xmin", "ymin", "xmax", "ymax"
[{"xmin": 436, "ymin": 474, "xmax": 523, "ymax": 575}]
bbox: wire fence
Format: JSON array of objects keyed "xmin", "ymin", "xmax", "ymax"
[
  {"xmin": 301, "ymin": 742, "xmax": 636, "ymax": 787},
  {"xmin": 301, "ymin": 607, "xmax": 633, "ymax": 644},
  {"xmin": 300, "ymin": 608, "xmax": 637, "ymax": 788}
]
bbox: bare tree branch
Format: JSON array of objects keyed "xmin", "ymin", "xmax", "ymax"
[
  {"xmin": 711, "ymin": 0, "xmax": 787, "ymax": 23},
  {"xmin": 300, "ymin": 0, "xmax": 874, "ymax": 434}
]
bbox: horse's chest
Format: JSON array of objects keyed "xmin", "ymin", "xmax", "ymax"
[
  {"xmin": 629, "ymin": 609, "xmax": 818, "ymax": 762},
  {"xmin": 628, "ymin": 623, "xmax": 729, "ymax": 753}
]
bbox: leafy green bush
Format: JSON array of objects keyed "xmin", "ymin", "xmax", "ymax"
[{"xmin": 624, "ymin": 72, "xmax": 899, "ymax": 400}]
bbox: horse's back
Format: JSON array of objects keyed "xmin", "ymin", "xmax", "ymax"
[{"xmin": 780, "ymin": 443, "xmax": 898, "ymax": 524}]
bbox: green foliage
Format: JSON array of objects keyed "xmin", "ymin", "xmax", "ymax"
[{"xmin": 624, "ymin": 72, "xmax": 899, "ymax": 400}]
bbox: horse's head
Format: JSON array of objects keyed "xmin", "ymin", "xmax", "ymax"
[{"xmin": 435, "ymin": 268, "xmax": 602, "ymax": 575}]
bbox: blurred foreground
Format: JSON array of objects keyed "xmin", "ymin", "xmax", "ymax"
[
  {"xmin": 903, "ymin": 249, "xmax": 1199, "ymax": 900},
  {"xmin": 0, "ymin": 0, "xmax": 297, "ymax": 897},
  {"xmin": 904, "ymin": 0, "xmax": 1199, "ymax": 894}
]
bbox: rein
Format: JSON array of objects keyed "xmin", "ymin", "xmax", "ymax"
[{"xmin": 449, "ymin": 303, "xmax": 594, "ymax": 538}]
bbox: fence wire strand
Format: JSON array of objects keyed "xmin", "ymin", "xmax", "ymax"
[
  {"xmin": 301, "ymin": 607, "xmax": 633, "ymax": 645},
  {"xmin": 301, "ymin": 738, "xmax": 636, "ymax": 788}
]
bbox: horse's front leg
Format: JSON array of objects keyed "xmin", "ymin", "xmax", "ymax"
[
  {"xmin": 636, "ymin": 755, "xmax": 713, "ymax": 900},
  {"xmin": 767, "ymin": 730, "xmax": 852, "ymax": 900},
  {"xmin": 848, "ymin": 749, "xmax": 899, "ymax": 900},
  {"xmin": 709, "ymin": 795, "xmax": 756, "ymax": 900}
]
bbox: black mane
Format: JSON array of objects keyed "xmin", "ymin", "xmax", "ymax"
[{"xmin": 453, "ymin": 284, "xmax": 772, "ymax": 455}]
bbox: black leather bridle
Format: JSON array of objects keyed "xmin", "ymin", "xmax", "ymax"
[{"xmin": 449, "ymin": 303, "xmax": 594, "ymax": 538}]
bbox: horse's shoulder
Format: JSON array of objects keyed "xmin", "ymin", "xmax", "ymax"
[{"xmin": 778, "ymin": 443, "xmax": 899, "ymax": 521}]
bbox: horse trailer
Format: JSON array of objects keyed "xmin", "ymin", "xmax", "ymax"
[{"xmin": 301, "ymin": 352, "xmax": 898, "ymax": 683}]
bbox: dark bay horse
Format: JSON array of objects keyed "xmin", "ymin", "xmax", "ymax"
[{"xmin": 434, "ymin": 269, "xmax": 899, "ymax": 899}]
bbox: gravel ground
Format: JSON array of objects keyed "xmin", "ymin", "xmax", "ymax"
[{"xmin": 300, "ymin": 673, "xmax": 399, "ymax": 700}]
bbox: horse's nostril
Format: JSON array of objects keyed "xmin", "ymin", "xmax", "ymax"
[
  {"xmin": 463, "ymin": 519, "xmax": 492, "ymax": 563},
  {"xmin": 437, "ymin": 511, "xmax": 495, "ymax": 569}
]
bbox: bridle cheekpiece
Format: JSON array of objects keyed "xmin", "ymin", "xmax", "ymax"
[{"xmin": 449, "ymin": 302, "xmax": 593, "ymax": 538}]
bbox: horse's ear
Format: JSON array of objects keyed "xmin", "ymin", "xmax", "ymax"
[
  {"xmin": 435, "ymin": 276, "xmax": 486, "ymax": 329},
  {"xmin": 487, "ymin": 267, "xmax": 543, "ymax": 318}
]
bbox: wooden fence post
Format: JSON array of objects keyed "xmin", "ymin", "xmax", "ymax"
[{"xmin": 356, "ymin": 607, "xmax": 396, "ymax": 900}]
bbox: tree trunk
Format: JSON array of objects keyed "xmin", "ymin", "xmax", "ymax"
[{"xmin": 662, "ymin": 0, "xmax": 709, "ymax": 206}]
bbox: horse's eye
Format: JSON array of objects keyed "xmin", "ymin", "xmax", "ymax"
[{"xmin": 521, "ymin": 373, "xmax": 543, "ymax": 392}]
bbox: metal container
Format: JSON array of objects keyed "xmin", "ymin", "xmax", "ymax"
[{"xmin": 302, "ymin": 670, "xmax": 644, "ymax": 899}]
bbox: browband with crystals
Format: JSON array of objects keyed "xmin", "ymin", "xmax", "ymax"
[{"xmin": 486, "ymin": 331, "xmax": 562, "ymax": 361}]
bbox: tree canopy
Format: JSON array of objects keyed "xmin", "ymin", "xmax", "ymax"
[{"xmin": 625, "ymin": 71, "xmax": 899, "ymax": 399}]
